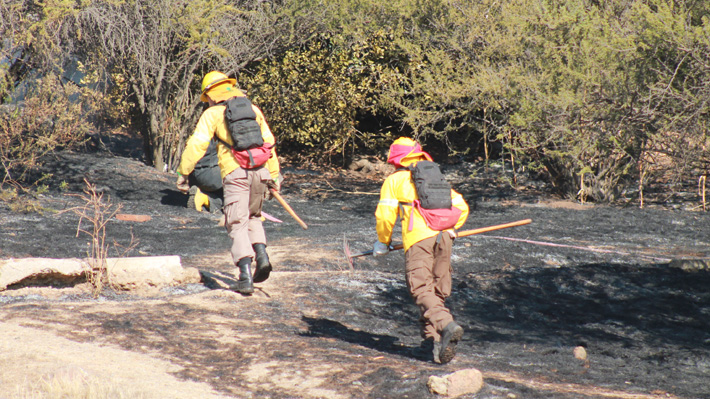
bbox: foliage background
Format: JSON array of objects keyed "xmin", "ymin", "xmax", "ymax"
[{"xmin": 1, "ymin": 0, "xmax": 708, "ymax": 204}]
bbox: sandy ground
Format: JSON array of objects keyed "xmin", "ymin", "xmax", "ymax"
[{"xmin": 0, "ymin": 321, "xmax": 232, "ymax": 399}]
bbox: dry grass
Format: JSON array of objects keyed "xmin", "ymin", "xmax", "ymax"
[
  {"xmin": 0, "ymin": 187, "xmax": 45, "ymax": 214},
  {"xmin": 10, "ymin": 370, "xmax": 146, "ymax": 399}
]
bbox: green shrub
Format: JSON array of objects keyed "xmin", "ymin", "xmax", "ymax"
[
  {"xmin": 0, "ymin": 74, "xmax": 92, "ymax": 187},
  {"xmin": 241, "ymin": 31, "xmax": 406, "ymax": 163}
]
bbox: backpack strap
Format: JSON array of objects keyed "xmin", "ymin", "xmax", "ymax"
[
  {"xmin": 395, "ymin": 166, "xmax": 415, "ymax": 231},
  {"xmin": 408, "ymin": 205, "xmax": 415, "ymax": 231},
  {"xmin": 214, "ymin": 134, "xmax": 233, "ymax": 149},
  {"xmin": 398, "ymin": 200, "xmax": 419, "ymax": 232},
  {"xmin": 214, "ymin": 135, "xmax": 277, "ymax": 151},
  {"xmin": 435, "ymin": 230, "xmax": 443, "ymax": 244},
  {"xmin": 246, "ymin": 148, "xmax": 255, "ymax": 167}
]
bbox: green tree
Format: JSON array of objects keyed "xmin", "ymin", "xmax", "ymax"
[
  {"xmin": 4, "ymin": 0, "xmax": 708, "ymax": 206},
  {"xmin": 458, "ymin": 0, "xmax": 710, "ymax": 201},
  {"xmin": 1, "ymin": 0, "xmax": 94, "ymax": 187},
  {"xmin": 240, "ymin": 31, "xmax": 406, "ymax": 163},
  {"xmin": 74, "ymin": 0, "xmax": 320, "ymax": 170}
]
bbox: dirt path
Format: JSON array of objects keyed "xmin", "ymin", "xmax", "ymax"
[
  {"xmin": 0, "ymin": 265, "xmax": 691, "ymax": 399},
  {"xmin": 0, "ymin": 266, "xmax": 420, "ymax": 399},
  {"xmin": 0, "ymin": 321, "xmax": 231, "ymax": 399}
]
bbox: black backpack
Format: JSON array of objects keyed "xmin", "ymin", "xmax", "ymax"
[
  {"xmin": 408, "ymin": 161, "xmax": 453, "ymax": 209},
  {"xmin": 224, "ymin": 96, "xmax": 263, "ymax": 151},
  {"xmin": 400, "ymin": 161, "xmax": 461, "ymax": 231}
]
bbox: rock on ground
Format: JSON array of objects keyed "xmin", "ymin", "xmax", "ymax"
[
  {"xmin": 428, "ymin": 368, "xmax": 484, "ymax": 397},
  {"xmin": 0, "ymin": 256, "xmax": 200, "ymax": 291}
]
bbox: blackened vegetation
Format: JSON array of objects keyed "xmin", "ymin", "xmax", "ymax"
[
  {"xmin": 1, "ymin": 149, "xmax": 709, "ymax": 398},
  {"xmin": 454, "ymin": 263, "xmax": 710, "ymax": 398}
]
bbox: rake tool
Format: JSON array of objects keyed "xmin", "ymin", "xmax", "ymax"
[{"xmin": 343, "ymin": 218, "xmax": 532, "ymax": 268}]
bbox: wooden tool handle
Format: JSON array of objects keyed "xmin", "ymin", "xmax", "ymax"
[
  {"xmin": 456, "ymin": 219, "xmax": 532, "ymax": 238},
  {"xmin": 349, "ymin": 219, "xmax": 532, "ymax": 259},
  {"xmin": 271, "ymin": 190, "xmax": 308, "ymax": 230}
]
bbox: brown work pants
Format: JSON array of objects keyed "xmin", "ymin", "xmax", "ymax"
[
  {"xmin": 405, "ymin": 233, "xmax": 454, "ymax": 342},
  {"xmin": 223, "ymin": 167, "xmax": 270, "ymax": 265}
]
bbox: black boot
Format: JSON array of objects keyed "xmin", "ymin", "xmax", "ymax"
[
  {"xmin": 233, "ymin": 257, "xmax": 254, "ymax": 295},
  {"xmin": 252, "ymin": 243, "xmax": 272, "ymax": 283},
  {"xmin": 436, "ymin": 321, "xmax": 464, "ymax": 364}
]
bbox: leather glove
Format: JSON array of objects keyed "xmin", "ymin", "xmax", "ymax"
[
  {"xmin": 176, "ymin": 174, "xmax": 190, "ymax": 193},
  {"xmin": 265, "ymin": 173, "xmax": 283, "ymax": 200},
  {"xmin": 373, "ymin": 241, "xmax": 390, "ymax": 257},
  {"xmin": 267, "ymin": 173, "xmax": 283, "ymax": 191}
]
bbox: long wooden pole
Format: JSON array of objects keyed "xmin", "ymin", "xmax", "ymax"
[
  {"xmin": 270, "ymin": 190, "xmax": 308, "ymax": 230},
  {"xmin": 345, "ymin": 219, "xmax": 532, "ymax": 262},
  {"xmin": 456, "ymin": 218, "xmax": 532, "ymax": 238}
]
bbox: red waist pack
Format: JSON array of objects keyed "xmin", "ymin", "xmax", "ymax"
[
  {"xmin": 407, "ymin": 200, "xmax": 462, "ymax": 231},
  {"xmin": 232, "ymin": 143, "xmax": 273, "ymax": 169}
]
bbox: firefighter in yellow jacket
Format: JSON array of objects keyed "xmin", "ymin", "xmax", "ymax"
[
  {"xmin": 373, "ymin": 137, "xmax": 469, "ymax": 364},
  {"xmin": 176, "ymin": 71, "xmax": 280, "ymax": 295}
]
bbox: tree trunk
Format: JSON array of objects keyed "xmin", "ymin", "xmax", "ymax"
[{"xmin": 149, "ymin": 107, "xmax": 165, "ymax": 171}]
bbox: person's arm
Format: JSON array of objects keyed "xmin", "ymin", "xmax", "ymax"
[
  {"xmin": 375, "ymin": 177, "xmax": 400, "ymax": 245},
  {"xmin": 451, "ymin": 190, "xmax": 469, "ymax": 230},
  {"xmin": 177, "ymin": 109, "xmax": 218, "ymax": 177}
]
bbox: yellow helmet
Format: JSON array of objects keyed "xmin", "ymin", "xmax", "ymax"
[{"xmin": 200, "ymin": 71, "xmax": 237, "ymax": 102}]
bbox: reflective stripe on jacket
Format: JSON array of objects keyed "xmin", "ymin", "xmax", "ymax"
[
  {"xmin": 375, "ymin": 166, "xmax": 469, "ymax": 251},
  {"xmin": 177, "ymin": 101, "xmax": 280, "ymax": 180}
]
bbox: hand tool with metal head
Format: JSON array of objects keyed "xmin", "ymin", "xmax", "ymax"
[{"xmin": 343, "ymin": 219, "xmax": 532, "ymax": 268}]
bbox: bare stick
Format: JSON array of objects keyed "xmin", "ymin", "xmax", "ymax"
[{"xmin": 270, "ymin": 189, "xmax": 308, "ymax": 229}]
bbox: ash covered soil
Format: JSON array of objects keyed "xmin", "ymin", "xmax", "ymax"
[{"xmin": 1, "ymin": 139, "xmax": 710, "ymax": 399}]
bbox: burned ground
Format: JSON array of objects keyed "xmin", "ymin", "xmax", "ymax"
[{"xmin": 1, "ymin": 144, "xmax": 709, "ymax": 399}]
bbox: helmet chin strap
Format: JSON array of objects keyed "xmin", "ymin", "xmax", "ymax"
[{"xmin": 202, "ymin": 77, "xmax": 229, "ymax": 93}]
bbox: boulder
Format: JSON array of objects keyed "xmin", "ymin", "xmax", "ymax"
[
  {"xmin": 427, "ymin": 368, "xmax": 484, "ymax": 397},
  {"xmin": 347, "ymin": 156, "xmax": 394, "ymax": 176},
  {"xmin": 669, "ymin": 258, "xmax": 710, "ymax": 272},
  {"xmin": 106, "ymin": 256, "xmax": 201, "ymax": 290},
  {"xmin": 0, "ymin": 258, "xmax": 84, "ymax": 290},
  {"xmin": 573, "ymin": 346, "xmax": 587, "ymax": 360},
  {"xmin": 0, "ymin": 256, "xmax": 200, "ymax": 291}
]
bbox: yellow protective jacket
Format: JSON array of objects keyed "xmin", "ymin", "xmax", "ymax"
[
  {"xmin": 177, "ymin": 101, "xmax": 280, "ymax": 181},
  {"xmin": 375, "ymin": 161, "xmax": 469, "ymax": 251}
]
